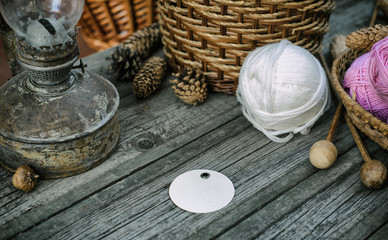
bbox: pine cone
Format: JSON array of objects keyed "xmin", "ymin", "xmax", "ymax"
[
  {"xmin": 170, "ymin": 67, "xmax": 208, "ymax": 106},
  {"xmin": 110, "ymin": 23, "xmax": 162, "ymax": 82},
  {"xmin": 111, "ymin": 47, "xmax": 144, "ymax": 81},
  {"xmin": 122, "ymin": 23, "xmax": 161, "ymax": 60},
  {"xmin": 346, "ymin": 24, "xmax": 388, "ymax": 52},
  {"xmin": 133, "ymin": 57, "xmax": 168, "ymax": 98}
]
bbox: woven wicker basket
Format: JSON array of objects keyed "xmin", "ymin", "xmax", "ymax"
[
  {"xmin": 159, "ymin": 0, "xmax": 335, "ymax": 95},
  {"xmin": 79, "ymin": 0, "xmax": 159, "ymax": 51},
  {"xmin": 331, "ymin": 49, "xmax": 388, "ymax": 150}
]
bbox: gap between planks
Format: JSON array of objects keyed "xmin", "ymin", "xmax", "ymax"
[
  {"xmin": 13, "ymin": 106, "xmax": 356, "ymax": 240},
  {"xmin": 0, "ymin": 86, "xmax": 242, "ymax": 239}
]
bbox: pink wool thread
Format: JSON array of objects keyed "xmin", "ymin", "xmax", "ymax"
[
  {"xmin": 343, "ymin": 52, "xmax": 388, "ymax": 124},
  {"xmin": 369, "ymin": 37, "xmax": 388, "ymax": 102}
]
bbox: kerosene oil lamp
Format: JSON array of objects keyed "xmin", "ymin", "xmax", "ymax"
[{"xmin": 0, "ymin": 0, "xmax": 120, "ymax": 178}]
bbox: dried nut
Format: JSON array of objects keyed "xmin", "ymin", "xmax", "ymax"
[{"xmin": 12, "ymin": 165, "xmax": 39, "ymax": 192}]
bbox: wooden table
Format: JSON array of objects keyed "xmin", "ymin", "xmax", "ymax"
[{"xmin": 1, "ymin": 1, "xmax": 387, "ymax": 239}]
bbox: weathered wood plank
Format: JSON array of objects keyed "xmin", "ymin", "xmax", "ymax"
[
  {"xmin": 15, "ymin": 105, "xmax": 361, "ymax": 239},
  {"xmin": 15, "ymin": 116, "xmax": 258, "ymax": 239},
  {"xmin": 309, "ymin": 168, "xmax": 388, "ymax": 239},
  {"xmin": 1, "ymin": 0, "xmax": 387, "ymax": 239},
  {"xmin": 368, "ymin": 222, "xmax": 388, "ymax": 240},
  {"xmin": 0, "ymin": 74, "xmax": 242, "ymax": 239},
  {"xmin": 146, "ymin": 124, "xmax": 363, "ymax": 240},
  {"xmin": 255, "ymin": 146, "xmax": 388, "ymax": 240},
  {"xmin": 218, "ymin": 138, "xmax": 387, "ymax": 240},
  {"xmin": 157, "ymin": 118, "xmax": 364, "ymax": 239}
]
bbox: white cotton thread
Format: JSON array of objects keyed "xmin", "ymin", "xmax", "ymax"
[{"xmin": 236, "ymin": 40, "xmax": 330, "ymax": 143}]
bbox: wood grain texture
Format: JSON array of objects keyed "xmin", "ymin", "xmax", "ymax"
[
  {"xmin": 11, "ymin": 106, "xmax": 363, "ymax": 240},
  {"xmin": 0, "ymin": 66, "xmax": 242, "ymax": 239},
  {"xmin": 1, "ymin": 1, "xmax": 387, "ymax": 239},
  {"xmin": 220, "ymin": 145, "xmax": 387, "ymax": 239},
  {"xmin": 369, "ymin": 221, "xmax": 388, "ymax": 240},
  {"xmin": 13, "ymin": 110, "xmax": 328, "ymax": 239}
]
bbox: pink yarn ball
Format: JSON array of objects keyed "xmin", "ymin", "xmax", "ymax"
[
  {"xmin": 369, "ymin": 37, "xmax": 388, "ymax": 102},
  {"xmin": 343, "ymin": 52, "xmax": 388, "ymax": 124}
]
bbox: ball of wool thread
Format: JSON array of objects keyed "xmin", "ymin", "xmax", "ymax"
[
  {"xmin": 343, "ymin": 52, "xmax": 388, "ymax": 124},
  {"xmin": 368, "ymin": 36, "xmax": 388, "ymax": 102},
  {"xmin": 236, "ymin": 40, "xmax": 330, "ymax": 143}
]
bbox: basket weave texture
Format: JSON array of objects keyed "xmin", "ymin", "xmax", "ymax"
[
  {"xmin": 159, "ymin": 0, "xmax": 335, "ymax": 95},
  {"xmin": 79, "ymin": 0, "xmax": 159, "ymax": 51},
  {"xmin": 331, "ymin": 49, "xmax": 388, "ymax": 150}
]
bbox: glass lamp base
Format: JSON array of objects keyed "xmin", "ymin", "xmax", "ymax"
[{"xmin": 0, "ymin": 70, "xmax": 120, "ymax": 179}]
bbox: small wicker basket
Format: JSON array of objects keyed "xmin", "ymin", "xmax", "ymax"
[
  {"xmin": 159, "ymin": 0, "xmax": 335, "ymax": 95},
  {"xmin": 79, "ymin": 0, "xmax": 159, "ymax": 51},
  {"xmin": 331, "ymin": 49, "xmax": 388, "ymax": 151}
]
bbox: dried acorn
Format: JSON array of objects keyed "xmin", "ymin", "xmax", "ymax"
[
  {"xmin": 133, "ymin": 56, "xmax": 168, "ymax": 98},
  {"xmin": 170, "ymin": 67, "xmax": 208, "ymax": 106},
  {"xmin": 110, "ymin": 23, "xmax": 162, "ymax": 82},
  {"xmin": 12, "ymin": 165, "xmax": 39, "ymax": 192}
]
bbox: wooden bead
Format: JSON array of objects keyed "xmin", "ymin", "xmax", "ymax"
[
  {"xmin": 360, "ymin": 160, "xmax": 387, "ymax": 189},
  {"xmin": 309, "ymin": 140, "xmax": 338, "ymax": 169}
]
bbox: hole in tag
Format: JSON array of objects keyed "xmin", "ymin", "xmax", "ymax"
[{"xmin": 200, "ymin": 172, "xmax": 210, "ymax": 179}]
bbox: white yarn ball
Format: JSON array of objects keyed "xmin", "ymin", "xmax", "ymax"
[{"xmin": 236, "ymin": 40, "xmax": 330, "ymax": 143}]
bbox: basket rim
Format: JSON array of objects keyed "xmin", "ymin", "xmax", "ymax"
[{"xmin": 331, "ymin": 48, "xmax": 388, "ymax": 135}]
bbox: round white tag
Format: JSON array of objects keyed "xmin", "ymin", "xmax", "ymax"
[{"xmin": 169, "ymin": 170, "xmax": 235, "ymax": 213}]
